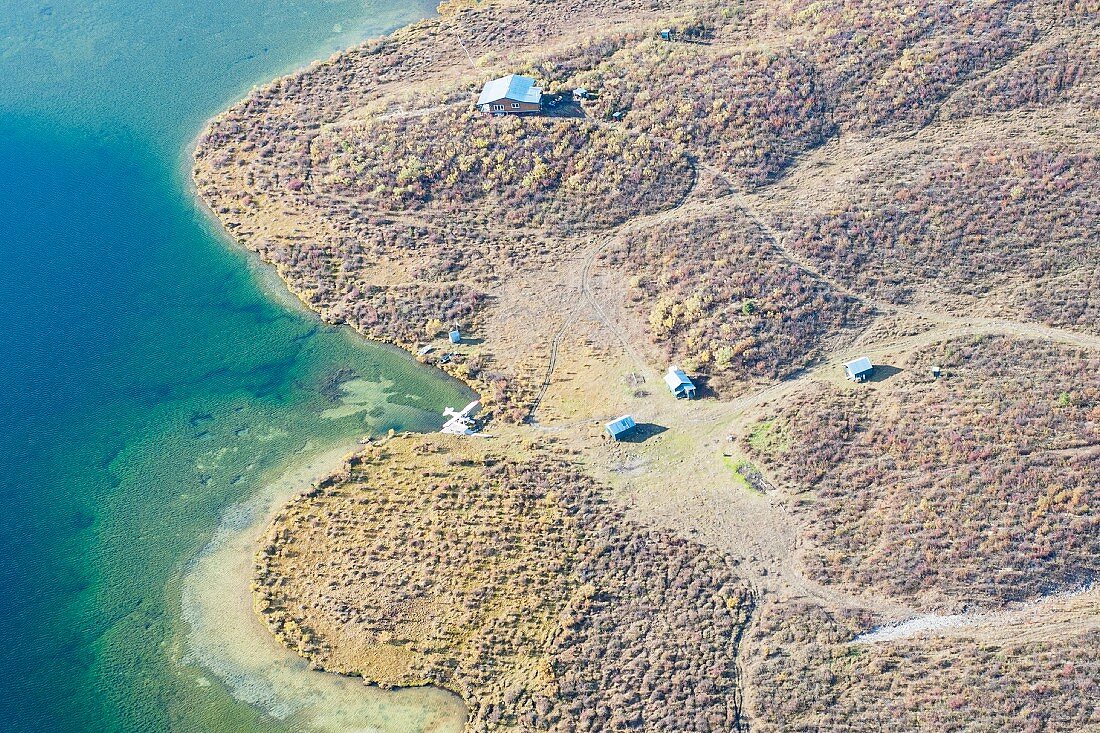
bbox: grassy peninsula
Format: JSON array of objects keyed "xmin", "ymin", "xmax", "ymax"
[
  {"xmin": 195, "ymin": 0, "xmax": 1099, "ymax": 730},
  {"xmin": 256, "ymin": 433, "xmax": 753, "ymax": 730}
]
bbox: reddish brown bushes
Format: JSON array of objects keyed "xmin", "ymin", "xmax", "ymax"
[
  {"xmin": 607, "ymin": 212, "xmax": 870, "ymax": 396},
  {"xmin": 939, "ymin": 19, "xmax": 1100, "ymax": 118},
  {"xmin": 312, "ymin": 108, "xmax": 694, "ymax": 228},
  {"xmin": 573, "ymin": 43, "xmax": 832, "ymax": 186},
  {"xmin": 747, "ymin": 336, "xmax": 1100, "ymax": 608},
  {"xmin": 779, "ymin": 143, "xmax": 1100, "ymax": 329},
  {"xmin": 745, "ymin": 598, "xmax": 1100, "ymax": 732},
  {"xmin": 257, "ymin": 438, "xmax": 754, "ymax": 732}
]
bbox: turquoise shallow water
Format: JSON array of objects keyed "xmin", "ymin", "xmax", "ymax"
[{"xmin": 0, "ymin": 1, "xmax": 458, "ymax": 731}]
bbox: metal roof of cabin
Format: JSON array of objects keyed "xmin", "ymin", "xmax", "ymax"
[
  {"xmin": 844, "ymin": 356, "xmax": 874, "ymax": 374},
  {"xmin": 477, "ymin": 74, "xmax": 542, "ymax": 106},
  {"xmin": 605, "ymin": 414, "xmax": 637, "ymax": 436},
  {"xmin": 664, "ymin": 367, "xmax": 694, "ymax": 391}
]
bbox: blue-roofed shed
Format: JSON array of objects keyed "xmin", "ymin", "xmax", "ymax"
[
  {"xmin": 844, "ymin": 356, "xmax": 874, "ymax": 382},
  {"xmin": 605, "ymin": 414, "xmax": 637, "ymax": 441},
  {"xmin": 664, "ymin": 366, "xmax": 697, "ymax": 399},
  {"xmin": 449, "ymin": 329, "xmax": 462, "ymax": 344}
]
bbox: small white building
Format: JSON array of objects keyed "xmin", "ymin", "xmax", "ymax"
[
  {"xmin": 844, "ymin": 356, "xmax": 874, "ymax": 382},
  {"xmin": 664, "ymin": 366, "xmax": 697, "ymax": 399}
]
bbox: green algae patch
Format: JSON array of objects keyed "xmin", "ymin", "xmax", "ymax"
[{"xmin": 746, "ymin": 420, "xmax": 790, "ymax": 456}]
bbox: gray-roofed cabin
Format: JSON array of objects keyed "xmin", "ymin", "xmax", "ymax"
[
  {"xmin": 605, "ymin": 414, "xmax": 637, "ymax": 441},
  {"xmin": 844, "ymin": 356, "xmax": 874, "ymax": 382},
  {"xmin": 664, "ymin": 366, "xmax": 697, "ymax": 399},
  {"xmin": 477, "ymin": 74, "xmax": 543, "ymax": 115}
]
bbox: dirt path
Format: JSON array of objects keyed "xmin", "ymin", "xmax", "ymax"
[
  {"xmin": 579, "ymin": 307, "xmax": 1098, "ymax": 621},
  {"xmin": 557, "ymin": 129, "xmax": 1100, "ymax": 622},
  {"xmin": 375, "ymin": 101, "xmax": 467, "ymax": 122},
  {"xmin": 854, "ymin": 587, "xmax": 1100, "ymax": 645},
  {"xmin": 527, "ymin": 155, "xmax": 703, "ymax": 421},
  {"xmin": 525, "ymin": 313, "xmax": 574, "ymax": 420},
  {"xmin": 376, "ymin": 87, "xmax": 1100, "ymax": 626}
]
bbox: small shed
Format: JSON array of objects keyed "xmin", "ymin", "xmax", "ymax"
[
  {"xmin": 664, "ymin": 366, "xmax": 697, "ymax": 399},
  {"xmin": 844, "ymin": 356, "xmax": 874, "ymax": 382},
  {"xmin": 605, "ymin": 414, "xmax": 637, "ymax": 441},
  {"xmin": 449, "ymin": 329, "xmax": 462, "ymax": 344},
  {"xmin": 477, "ymin": 74, "xmax": 543, "ymax": 114}
]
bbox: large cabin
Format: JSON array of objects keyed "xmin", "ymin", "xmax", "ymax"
[{"xmin": 477, "ymin": 74, "xmax": 543, "ymax": 114}]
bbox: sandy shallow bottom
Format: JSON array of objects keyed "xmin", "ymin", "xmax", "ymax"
[{"xmin": 179, "ymin": 442, "xmax": 468, "ymax": 733}]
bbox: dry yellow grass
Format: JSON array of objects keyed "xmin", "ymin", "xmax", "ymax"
[{"xmin": 256, "ymin": 433, "xmax": 754, "ymax": 732}]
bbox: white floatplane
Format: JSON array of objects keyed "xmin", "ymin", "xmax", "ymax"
[{"xmin": 440, "ymin": 400, "xmax": 489, "ymax": 437}]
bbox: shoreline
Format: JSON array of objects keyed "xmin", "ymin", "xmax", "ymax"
[
  {"xmin": 184, "ymin": 0, "xmax": 1100, "ymax": 728},
  {"xmin": 188, "ymin": 7, "xmax": 502, "ymax": 415},
  {"xmin": 185, "ymin": 132, "xmax": 494, "ymax": 414},
  {"xmin": 176, "ymin": 9, "xmax": 482, "ymax": 731},
  {"xmin": 178, "ymin": 440, "xmax": 467, "ymax": 733},
  {"xmin": 179, "ymin": 3, "xmax": 483, "ymax": 406}
]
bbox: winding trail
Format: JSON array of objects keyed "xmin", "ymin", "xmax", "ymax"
[
  {"xmin": 273, "ymin": 73, "xmax": 1100, "ymax": 637},
  {"xmin": 854, "ymin": 587, "xmax": 1100, "ymax": 645},
  {"xmin": 527, "ymin": 155, "xmax": 703, "ymax": 420},
  {"xmin": 551, "ymin": 116, "xmax": 1100, "ymax": 625}
]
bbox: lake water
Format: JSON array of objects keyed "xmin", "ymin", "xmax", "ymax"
[{"xmin": 0, "ymin": 1, "xmax": 467, "ymax": 731}]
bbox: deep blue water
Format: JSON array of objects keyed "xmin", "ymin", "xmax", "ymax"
[{"xmin": 0, "ymin": 1, "xmax": 453, "ymax": 731}]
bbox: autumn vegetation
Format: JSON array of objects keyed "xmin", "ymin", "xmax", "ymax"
[
  {"xmin": 605, "ymin": 212, "xmax": 870, "ymax": 395},
  {"xmin": 313, "ymin": 108, "xmax": 693, "ymax": 227},
  {"xmin": 745, "ymin": 336, "xmax": 1099, "ymax": 609},
  {"xmin": 194, "ymin": 0, "xmax": 1097, "ymax": 412},
  {"xmin": 745, "ymin": 598, "xmax": 1100, "ymax": 733},
  {"xmin": 256, "ymin": 435, "xmax": 754, "ymax": 732},
  {"xmin": 938, "ymin": 17, "xmax": 1099, "ymax": 119},
  {"xmin": 777, "ymin": 141, "xmax": 1100, "ymax": 328},
  {"xmin": 194, "ymin": 0, "xmax": 1100, "ymax": 727},
  {"xmin": 572, "ymin": 42, "xmax": 832, "ymax": 186}
]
